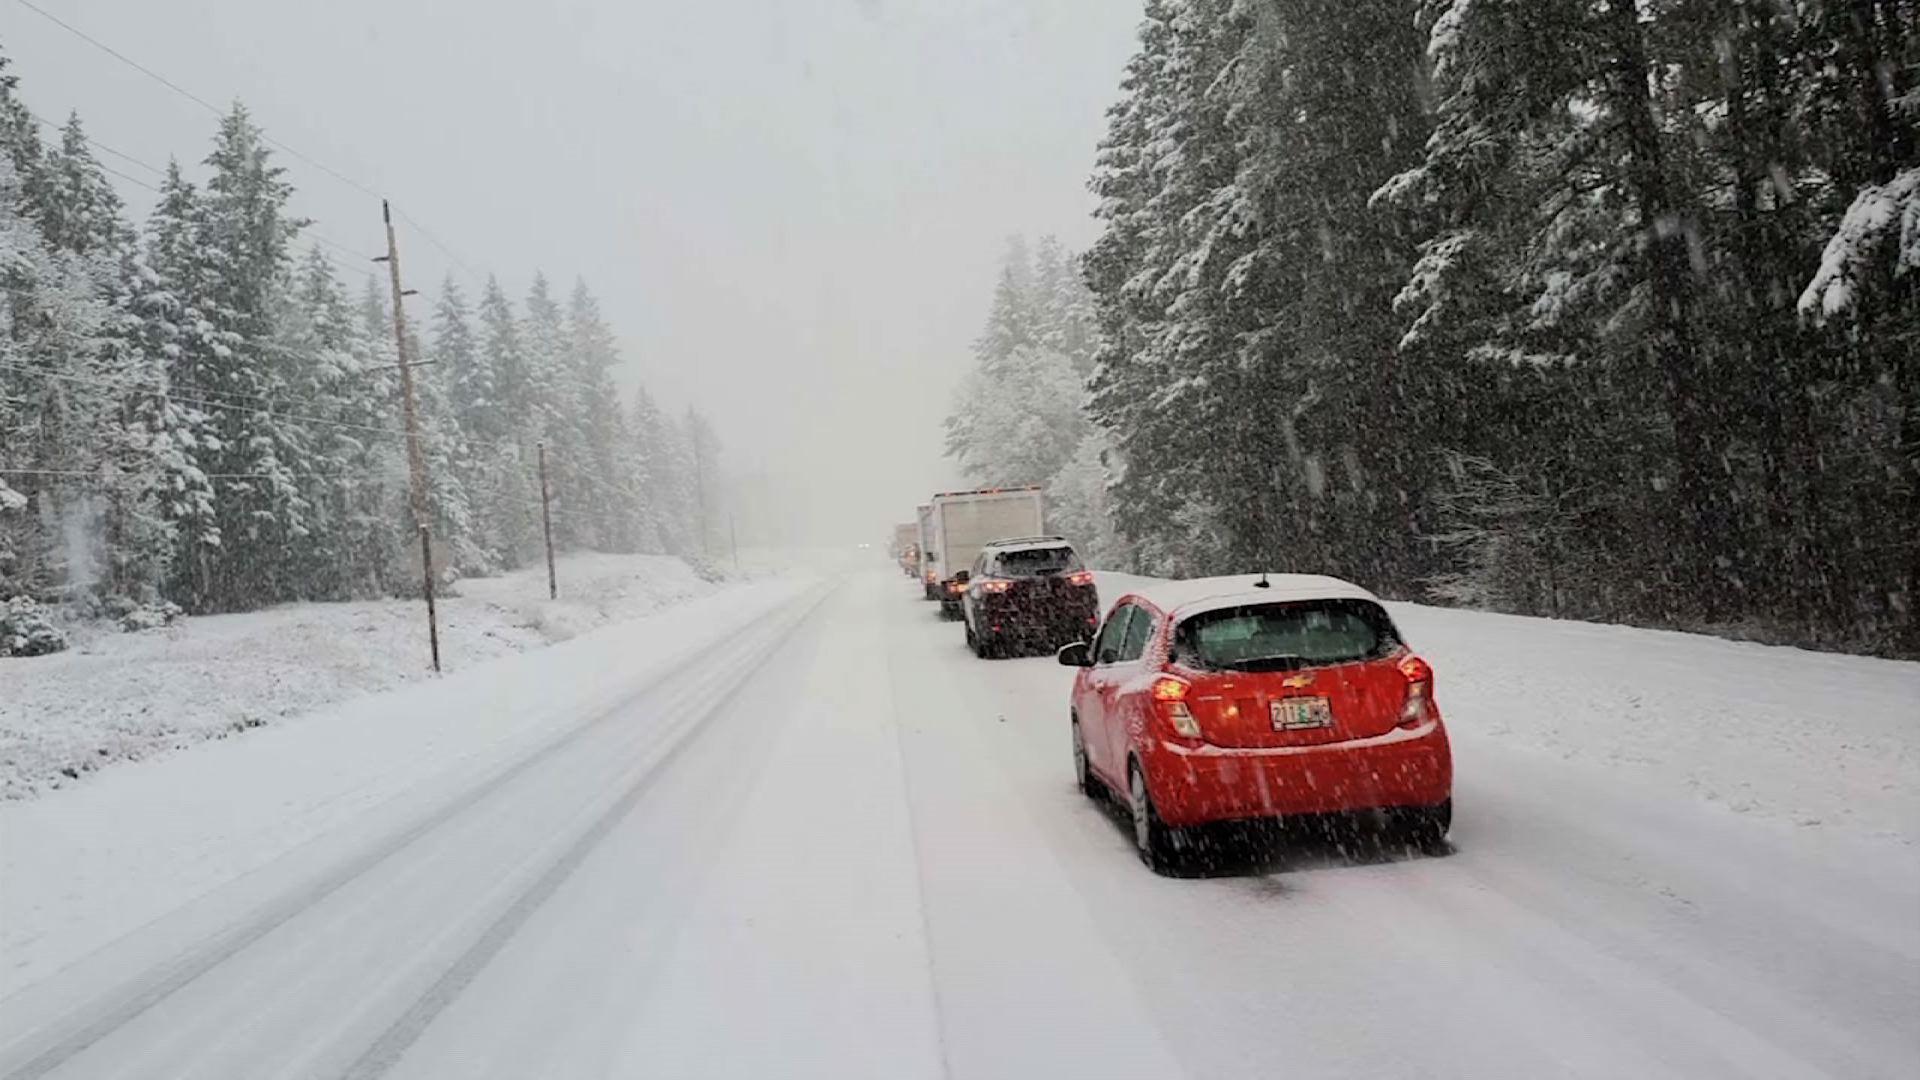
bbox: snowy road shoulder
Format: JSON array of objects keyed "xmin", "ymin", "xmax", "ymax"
[
  {"xmin": 0, "ymin": 573, "xmax": 822, "ymax": 998},
  {"xmin": 0, "ymin": 553, "xmax": 731, "ymax": 800}
]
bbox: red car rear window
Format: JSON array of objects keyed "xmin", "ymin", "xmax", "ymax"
[{"xmin": 1172, "ymin": 599, "xmax": 1400, "ymax": 672}]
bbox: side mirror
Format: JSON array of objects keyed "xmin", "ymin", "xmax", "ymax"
[
  {"xmin": 1057, "ymin": 642, "xmax": 1092, "ymax": 667},
  {"xmin": 954, "ymin": 570, "xmax": 971, "ymax": 584}
]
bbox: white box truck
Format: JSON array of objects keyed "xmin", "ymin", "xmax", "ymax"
[
  {"xmin": 891, "ymin": 522, "xmax": 919, "ymax": 577},
  {"xmin": 926, "ymin": 486, "xmax": 1045, "ymax": 617},
  {"xmin": 915, "ymin": 503, "xmax": 936, "ymax": 598}
]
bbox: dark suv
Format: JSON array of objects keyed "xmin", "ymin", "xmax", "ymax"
[{"xmin": 960, "ymin": 537, "xmax": 1101, "ymax": 658}]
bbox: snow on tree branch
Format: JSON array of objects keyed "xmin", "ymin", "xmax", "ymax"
[{"xmin": 1799, "ymin": 167, "xmax": 1920, "ymax": 323}]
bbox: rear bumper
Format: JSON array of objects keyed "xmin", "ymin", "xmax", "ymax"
[
  {"xmin": 1141, "ymin": 721, "xmax": 1452, "ymax": 828},
  {"xmin": 974, "ymin": 593, "xmax": 1099, "ymax": 643}
]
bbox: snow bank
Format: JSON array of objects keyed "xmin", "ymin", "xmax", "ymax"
[
  {"xmin": 1095, "ymin": 573, "xmax": 1920, "ymax": 845},
  {"xmin": 0, "ymin": 553, "xmax": 726, "ymax": 799},
  {"xmin": 0, "ymin": 574, "xmax": 823, "ymax": 995},
  {"xmin": 1392, "ymin": 601, "xmax": 1919, "ymax": 845}
]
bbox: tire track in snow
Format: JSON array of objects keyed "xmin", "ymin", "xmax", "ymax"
[
  {"xmin": 342, "ymin": 586, "xmax": 832, "ymax": 1078},
  {"xmin": 0, "ymin": 584, "xmax": 831, "ymax": 1080}
]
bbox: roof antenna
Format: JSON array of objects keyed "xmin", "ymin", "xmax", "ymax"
[{"xmin": 1254, "ymin": 570, "xmax": 1271, "ymax": 589}]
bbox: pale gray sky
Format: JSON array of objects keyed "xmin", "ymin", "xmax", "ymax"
[{"xmin": 3, "ymin": 0, "xmax": 1139, "ymax": 543}]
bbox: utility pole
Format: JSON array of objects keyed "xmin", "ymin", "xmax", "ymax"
[
  {"xmin": 538, "ymin": 441, "xmax": 558, "ymax": 600},
  {"xmin": 377, "ymin": 201, "xmax": 436, "ymax": 670},
  {"xmin": 375, "ymin": 199, "xmax": 428, "ymax": 528},
  {"xmin": 419, "ymin": 524, "xmax": 441, "ymax": 673}
]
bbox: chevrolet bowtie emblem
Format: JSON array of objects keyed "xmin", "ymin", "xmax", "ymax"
[{"xmin": 1281, "ymin": 673, "xmax": 1314, "ymax": 688}]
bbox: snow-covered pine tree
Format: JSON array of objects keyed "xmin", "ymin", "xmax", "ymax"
[
  {"xmin": 683, "ymin": 407, "xmax": 722, "ymax": 559},
  {"xmin": 566, "ymin": 279, "xmax": 638, "ymax": 551},
  {"xmin": 274, "ymin": 250, "xmax": 399, "ymax": 599},
  {"xmin": 0, "ymin": 50, "xmax": 52, "ymax": 235},
  {"xmin": 40, "ymin": 113, "xmax": 185, "ymax": 604},
  {"xmin": 625, "ymin": 384, "xmax": 670, "ymax": 554},
  {"xmin": 400, "ymin": 303, "xmax": 478, "ymax": 581},
  {"xmin": 193, "ymin": 104, "xmax": 310, "ymax": 610},
  {"xmin": 1032, "ymin": 234, "xmax": 1097, "ymax": 376},
  {"xmin": 520, "ymin": 272, "xmax": 591, "ymax": 547},
  {"xmin": 0, "ymin": 150, "xmax": 105, "ymax": 599},
  {"xmin": 1082, "ymin": 0, "xmax": 1223, "ymax": 573},
  {"xmin": 428, "ymin": 275, "xmax": 499, "ymax": 573},
  {"xmin": 141, "ymin": 160, "xmax": 224, "ymax": 610},
  {"xmin": 476, "ymin": 275, "xmax": 539, "ymax": 566},
  {"xmin": 945, "ymin": 238, "xmax": 1038, "ymax": 468},
  {"xmin": 0, "ymin": 123, "xmax": 114, "ymax": 603}
]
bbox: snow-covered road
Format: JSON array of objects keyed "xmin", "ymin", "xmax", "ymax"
[{"xmin": 3, "ymin": 568, "xmax": 1915, "ymax": 1078}]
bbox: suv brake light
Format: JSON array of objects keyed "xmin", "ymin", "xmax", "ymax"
[
  {"xmin": 1397, "ymin": 654, "xmax": 1435, "ymax": 728},
  {"xmin": 1066, "ymin": 570, "xmax": 1095, "ymax": 586},
  {"xmin": 977, "ymin": 578, "xmax": 1013, "ymax": 593}
]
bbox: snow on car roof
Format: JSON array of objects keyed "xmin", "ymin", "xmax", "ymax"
[
  {"xmin": 1125, "ymin": 574, "xmax": 1382, "ymax": 619},
  {"xmin": 983, "ymin": 536, "xmax": 1072, "ymax": 553}
]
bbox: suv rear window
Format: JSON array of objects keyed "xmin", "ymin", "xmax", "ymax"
[
  {"xmin": 993, "ymin": 546, "xmax": 1081, "ymax": 577},
  {"xmin": 1172, "ymin": 599, "xmax": 1400, "ymax": 672}
]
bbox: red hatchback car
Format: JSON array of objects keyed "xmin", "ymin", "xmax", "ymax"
[{"xmin": 1060, "ymin": 574, "xmax": 1453, "ymax": 871}]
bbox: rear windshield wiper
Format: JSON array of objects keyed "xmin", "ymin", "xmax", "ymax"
[{"xmin": 1219, "ymin": 653, "xmax": 1311, "ymax": 672}]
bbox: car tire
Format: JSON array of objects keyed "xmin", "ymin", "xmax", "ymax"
[
  {"xmin": 1128, "ymin": 759, "xmax": 1180, "ymax": 874},
  {"xmin": 966, "ymin": 622, "xmax": 983, "ymax": 658},
  {"xmin": 1071, "ymin": 719, "xmax": 1099, "ymax": 799},
  {"xmin": 1398, "ymin": 799, "xmax": 1452, "ymax": 855}
]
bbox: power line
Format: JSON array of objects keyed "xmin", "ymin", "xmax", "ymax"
[
  {"xmin": 19, "ymin": 0, "xmax": 384, "ymax": 200},
  {"xmin": 23, "ymin": 106, "xmax": 382, "ymax": 261},
  {"xmin": 15, "ymin": 0, "xmax": 485, "ymax": 279},
  {"xmin": 23, "ymin": 105, "xmax": 163, "ymax": 176},
  {"xmin": 3, "ymin": 356, "xmax": 341, "ymax": 416},
  {"xmin": 308, "ymin": 233, "xmax": 381, "ymax": 264},
  {"xmin": 95, "ymin": 159, "xmax": 160, "ymax": 194},
  {"xmin": 0, "ymin": 466, "xmax": 365, "ymax": 481},
  {"xmin": 391, "ymin": 207, "xmax": 488, "ymax": 286},
  {"xmin": 0, "ymin": 360, "xmax": 519, "ymax": 453},
  {"xmin": 13, "ymin": 0, "xmax": 225, "ymax": 116}
]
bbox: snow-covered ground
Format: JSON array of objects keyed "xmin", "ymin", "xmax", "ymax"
[
  {"xmin": 0, "ymin": 553, "xmax": 733, "ymax": 799},
  {"xmin": 0, "ymin": 573, "xmax": 827, "ymax": 998},
  {"xmin": 1392, "ymin": 597, "xmax": 1918, "ymax": 844},
  {"xmin": 0, "ymin": 564, "xmax": 1914, "ymax": 1077}
]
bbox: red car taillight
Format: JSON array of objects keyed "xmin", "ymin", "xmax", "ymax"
[
  {"xmin": 1150, "ymin": 675, "xmax": 1202, "ymax": 738},
  {"xmin": 925, "ymin": 570, "xmax": 937, "ymax": 583},
  {"xmin": 947, "ymin": 580, "xmax": 966, "ymax": 594},
  {"xmin": 1066, "ymin": 570, "xmax": 1095, "ymax": 587},
  {"xmin": 1397, "ymin": 654, "xmax": 1435, "ymax": 728},
  {"xmin": 977, "ymin": 578, "xmax": 1013, "ymax": 594}
]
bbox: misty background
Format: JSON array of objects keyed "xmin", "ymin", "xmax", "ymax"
[{"xmin": 3, "ymin": 0, "xmax": 1137, "ymax": 544}]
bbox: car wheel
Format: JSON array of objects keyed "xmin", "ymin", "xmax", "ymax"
[
  {"xmin": 1071, "ymin": 719, "xmax": 1098, "ymax": 799},
  {"xmin": 1397, "ymin": 799, "xmax": 1452, "ymax": 855},
  {"xmin": 1128, "ymin": 759, "xmax": 1180, "ymax": 874}
]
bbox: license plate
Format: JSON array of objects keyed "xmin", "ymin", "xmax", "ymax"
[{"xmin": 1271, "ymin": 697, "xmax": 1332, "ymax": 730}]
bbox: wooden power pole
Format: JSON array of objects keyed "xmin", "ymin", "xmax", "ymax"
[
  {"xmin": 376, "ymin": 201, "xmax": 438, "ymax": 671},
  {"xmin": 538, "ymin": 441, "xmax": 558, "ymax": 600},
  {"xmin": 377, "ymin": 199, "xmax": 429, "ymax": 528}
]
